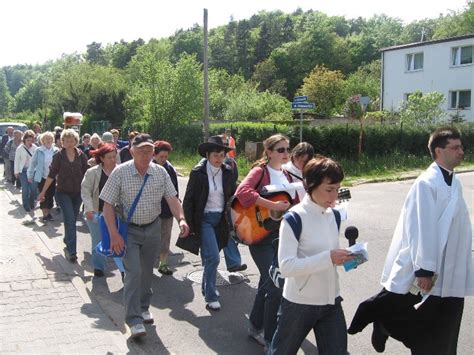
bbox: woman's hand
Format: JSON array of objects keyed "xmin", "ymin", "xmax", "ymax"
[
  {"xmin": 330, "ymin": 249, "xmax": 354, "ymax": 266},
  {"xmin": 15, "ymin": 173, "xmax": 19, "ymax": 179},
  {"xmin": 272, "ymin": 200, "xmax": 291, "ymax": 212},
  {"xmin": 27, "ymin": 178, "xmax": 33, "ymax": 184},
  {"xmin": 85, "ymin": 211, "xmax": 95, "ymax": 221}
]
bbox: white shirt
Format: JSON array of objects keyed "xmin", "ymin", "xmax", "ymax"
[
  {"xmin": 282, "ymin": 161, "xmax": 306, "ymax": 200},
  {"xmin": 279, "ymin": 194, "xmax": 341, "ymax": 305},
  {"xmin": 14, "ymin": 144, "xmax": 37, "ymax": 174},
  {"xmin": 204, "ymin": 164, "xmax": 224, "ymax": 212},
  {"xmin": 42, "ymin": 147, "xmax": 55, "ymax": 178},
  {"xmin": 266, "ymin": 165, "xmax": 296, "ymax": 199}
]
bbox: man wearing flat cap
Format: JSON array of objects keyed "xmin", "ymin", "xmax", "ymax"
[{"xmin": 100, "ymin": 133, "xmax": 189, "ymax": 338}]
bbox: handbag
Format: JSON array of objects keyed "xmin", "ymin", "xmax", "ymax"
[
  {"xmin": 175, "ymin": 233, "xmax": 200, "ymax": 255},
  {"xmin": 96, "ymin": 174, "xmax": 149, "ymax": 257}
]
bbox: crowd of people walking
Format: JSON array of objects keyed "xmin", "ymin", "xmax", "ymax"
[{"xmin": 1, "ymin": 123, "xmax": 471, "ymax": 354}]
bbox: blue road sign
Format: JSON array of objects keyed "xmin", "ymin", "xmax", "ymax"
[
  {"xmin": 292, "ymin": 102, "xmax": 315, "ymax": 109},
  {"xmin": 293, "ymin": 96, "xmax": 308, "ymax": 102}
]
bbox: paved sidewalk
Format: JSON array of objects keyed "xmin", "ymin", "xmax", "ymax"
[{"xmin": 0, "ymin": 181, "xmax": 128, "ymax": 354}]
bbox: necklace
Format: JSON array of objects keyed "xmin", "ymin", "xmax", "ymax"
[{"xmin": 208, "ymin": 164, "xmax": 221, "ymax": 191}]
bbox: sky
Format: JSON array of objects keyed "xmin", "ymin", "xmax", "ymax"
[{"xmin": 0, "ymin": 0, "xmax": 469, "ymax": 67}]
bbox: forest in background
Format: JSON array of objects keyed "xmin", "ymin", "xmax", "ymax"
[{"xmin": 0, "ymin": 2, "xmax": 473, "ymax": 135}]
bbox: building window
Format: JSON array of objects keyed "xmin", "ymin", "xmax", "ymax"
[
  {"xmin": 451, "ymin": 46, "xmax": 473, "ymax": 66},
  {"xmin": 449, "ymin": 90, "xmax": 471, "ymax": 109},
  {"xmin": 406, "ymin": 52, "xmax": 423, "ymax": 71}
]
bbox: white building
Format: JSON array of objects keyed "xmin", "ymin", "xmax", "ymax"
[{"xmin": 381, "ymin": 34, "xmax": 474, "ymax": 122}]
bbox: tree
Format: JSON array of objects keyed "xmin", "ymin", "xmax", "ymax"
[
  {"xmin": 251, "ymin": 59, "xmax": 287, "ymax": 96},
  {"xmin": 0, "ymin": 70, "xmax": 12, "ymax": 117},
  {"xmin": 170, "ymin": 25, "xmax": 203, "ymax": 63},
  {"xmin": 343, "ymin": 60, "xmax": 381, "ymax": 104},
  {"xmin": 236, "ymin": 20, "xmax": 252, "ymax": 79},
  {"xmin": 399, "ymin": 91, "xmax": 446, "ymax": 126},
  {"xmin": 85, "ymin": 42, "xmax": 107, "ymax": 65},
  {"xmin": 298, "ymin": 65, "xmax": 345, "ymax": 117},
  {"xmin": 126, "ymin": 51, "xmax": 202, "ymax": 135}
]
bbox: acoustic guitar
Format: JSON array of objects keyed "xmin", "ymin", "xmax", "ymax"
[{"xmin": 231, "ymin": 188, "xmax": 351, "ymax": 245}]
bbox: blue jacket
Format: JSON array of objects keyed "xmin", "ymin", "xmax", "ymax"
[{"xmin": 27, "ymin": 146, "xmax": 59, "ymax": 182}]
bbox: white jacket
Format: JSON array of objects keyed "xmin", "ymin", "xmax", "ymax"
[
  {"xmin": 278, "ymin": 194, "xmax": 341, "ymax": 305},
  {"xmin": 381, "ymin": 163, "xmax": 473, "ymax": 297},
  {"xmin": 14, "ymin": 143, "xmax": 37, "ymax": 174}
]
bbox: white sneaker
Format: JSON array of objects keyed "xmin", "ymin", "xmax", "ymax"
[
  {"xmin": 206, "ymin": 301, "xmax": 221, "ymax": 311},
  {"xmin": 130, "ymin": 323, "xmax": 146, "ymax": 338},
  {"xmin": 142, "ymin": 310, "xmax": 154, "ymax": 324}
]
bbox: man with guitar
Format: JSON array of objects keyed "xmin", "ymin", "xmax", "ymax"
[{"xmin": 233, "ymin": 134, "xmax": 297, "ymax": 351}]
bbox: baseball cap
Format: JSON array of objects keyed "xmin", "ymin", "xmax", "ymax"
[{"xmin": 132, "ymin": 134, "xmax": 154, "ymax": 148}]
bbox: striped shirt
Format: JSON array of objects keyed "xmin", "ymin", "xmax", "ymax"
[{"xmin": 100, "ymin": 160, "xmax": 177, "ymax": 225}]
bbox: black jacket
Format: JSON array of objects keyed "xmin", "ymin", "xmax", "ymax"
[{"xmin": 183, "ymin": 159, "xmax": 236, "ymax": 250}]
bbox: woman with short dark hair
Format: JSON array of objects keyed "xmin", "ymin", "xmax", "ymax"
[
  {"xmin": 269, "ymin": 156, "xmax": 354, "ymax": 355},
  {"xmin": 153, "ymin": 140, "xmax": 178, "ymax": 275}
]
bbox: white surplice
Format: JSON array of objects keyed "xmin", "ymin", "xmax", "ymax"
[{"xmin": 381, "ymin": 162, "xmax": 473, "ymax": 298}]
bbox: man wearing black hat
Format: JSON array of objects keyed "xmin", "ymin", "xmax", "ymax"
[{"xmin": 100, "ymin": 133, "xmax": 189, "ymax": 338}]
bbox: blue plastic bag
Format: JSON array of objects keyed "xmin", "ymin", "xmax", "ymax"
[{"xmin": 96, "ymin": 214, "xmax": 128, "ymax": 257}]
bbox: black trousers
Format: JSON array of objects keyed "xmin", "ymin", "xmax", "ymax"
[{"xmin": 349, "ymin": 289, "xmax": 464, "ymax": 355}]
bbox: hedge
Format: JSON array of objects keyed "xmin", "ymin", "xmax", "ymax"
[{"xmin": 153, "ymin": 122, "xmax": 474, "ymax": 158}]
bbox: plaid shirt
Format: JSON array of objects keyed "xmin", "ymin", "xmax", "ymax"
[{"xmin": 100, "ymin": 160, "xmax": 177, "ymax": 225}]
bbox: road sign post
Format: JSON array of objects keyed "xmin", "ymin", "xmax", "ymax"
[{"xmin": 291, "ymin": 97, "xmax": 315, "ymax": 142}]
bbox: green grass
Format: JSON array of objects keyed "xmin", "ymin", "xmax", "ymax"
[{"xmin": 170, "ymin": 150, "xmax": 474, "ymax": 186}]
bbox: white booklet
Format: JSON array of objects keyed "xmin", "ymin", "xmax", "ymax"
[{"xmin": 343, "ymin": 242, "xmax": 369, "ymax": 272}]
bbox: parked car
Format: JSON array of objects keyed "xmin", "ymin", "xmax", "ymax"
[{"xmin": 0, "ymin": 122, "xmax": 29, "ymax": 161}]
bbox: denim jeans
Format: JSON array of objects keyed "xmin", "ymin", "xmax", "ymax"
[
  {"xmin": 269, "ymin": 297, "xmax": 347, "ymax": 355},
  {"xmin": 19, "ymin": 168, "xmax": 37, "ymax": 212},
  {"xmin": 85, "ymin": 215, "xmax": 124, "ymax": 272},
  {"xmin": 55, "ymin": 191, "xmax": 82, "ymax": 256},
  {"xmin": 200, "ymin": 212, "xmax": 222, "ymax": 303},
  {"xmin": 223, "ymin": 236, "xmax": 242, "ymax": 269},
  {"xmin": 248, "ymin": 233, "xmax": 282, "ymax": 344}
]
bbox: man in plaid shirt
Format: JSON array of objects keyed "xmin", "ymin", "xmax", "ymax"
[{"xmin": 100, "ymin": 134, "xmax": 189, "ymax": 339}]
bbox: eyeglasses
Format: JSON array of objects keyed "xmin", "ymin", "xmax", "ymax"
[
  {"xmin": 274, "ymin": 147, "xmax": 291, "ymax": 154},
  {"xmin": 444, "ymin": 145, "xmax": 464, "ymax": 151}
]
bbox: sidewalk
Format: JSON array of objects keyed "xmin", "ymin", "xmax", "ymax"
[{"xmin": 0, "ymin": 178, "xmax": 129, "ymax": 354}]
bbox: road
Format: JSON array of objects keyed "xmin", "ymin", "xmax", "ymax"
[{"xmin": 15, "ymin": 170, "xmax": 474, "ymax": 354}]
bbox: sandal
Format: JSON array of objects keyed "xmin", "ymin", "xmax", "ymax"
[{"xmin": 158, "ymin": 264, "xmax": 173, "ymax": 275}]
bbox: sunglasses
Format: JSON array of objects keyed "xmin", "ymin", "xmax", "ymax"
[{"xmin": 274, "ymin": 147, "xmax": 291, "ymax": 153}]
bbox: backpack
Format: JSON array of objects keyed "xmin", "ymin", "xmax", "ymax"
[{"xmin": 269, "ymin": 208, "xmax": 341, "ymax": 289}]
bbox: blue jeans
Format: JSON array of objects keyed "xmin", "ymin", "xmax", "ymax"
[
  {"xmin": 85, "ymin": 216, "xmax": 124, "ymax": 272},
  {"xmin": 269, "ymin": 297, "xmax": 347, "ymax": 355},
  {"xmin": 55, "ymin": 191, "xmax": 82, "ymax": 256},
  {"xmin": 224, "ymin": 236, "xmax": 242, "ymax": 269},
  {"xmin": 249, "ymin": 233, "xmax": 282, "ymax": 344},
  {"xmin": 200, "ymin": 212, "xmax": 222, "ymax": 303},
  {"xmin": 19, "ymin": 168, "xmax": 37, "ymax": 212}
]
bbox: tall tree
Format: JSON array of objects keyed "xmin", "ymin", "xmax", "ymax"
[
  {"xmin": 236, "ymin": 20, "xmax": 252, "ymax": 79},
  {"xmin": 0, "ymin": 70, "xmax": 12, "ymax": 117},
  {"xmin": 85, "ymin": 42, "xmax": 107, "ymax": 65}
]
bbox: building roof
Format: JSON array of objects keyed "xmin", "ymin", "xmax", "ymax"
[{"xmin": 380, "ymin": 34, "xmax": 474, "ymax": 52}]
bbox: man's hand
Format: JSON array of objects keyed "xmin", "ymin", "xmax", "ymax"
[
  {"xmin": 85, "ymin": 211, "xmax": 95, "ymax": 221},
  {"xmin": 178, "ymin": 219, "xmax": 190, "ymax": 238},
  {"xmin": 330, "ymin": 249, "xmax": 355, "ymax": 266},
  {"xmin": 110, "ymin": 230, "xmax": 125, "ymax": 255},
  {"xmin": 273, "ymin": 200, "xmax": 290, "ymax": 212},
  {"xmin": 417, "ymin": 277, "xmax": 434, "ymax": 292}
]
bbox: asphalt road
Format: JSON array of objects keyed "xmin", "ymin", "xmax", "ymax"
[{"xmin": 26, "ymin": 170, "xmax": 474, "ymax": 354}]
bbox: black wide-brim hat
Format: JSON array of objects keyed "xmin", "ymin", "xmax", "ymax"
[{"xmin": 198, "ymin": 135, "xmax": 235, "ymax": 157}]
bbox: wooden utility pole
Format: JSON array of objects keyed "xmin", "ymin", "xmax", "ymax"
[{"xmin": 203, "ymin": 8, "xmax": 210, "ymax": 140}]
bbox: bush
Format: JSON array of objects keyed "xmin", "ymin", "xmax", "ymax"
[{"xmin": 147, "ymin": 121, "xmax": 474, "ymax": 157}]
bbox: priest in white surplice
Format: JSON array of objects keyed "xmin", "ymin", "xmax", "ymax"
[{"xmin": 348, "ymin": 127, "xmax": 473, "ymax": 354}]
